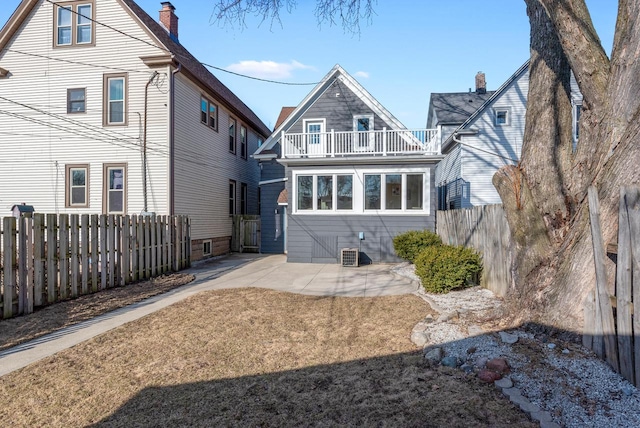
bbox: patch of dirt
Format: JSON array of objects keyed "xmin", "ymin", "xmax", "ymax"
[
  {"xmin": 0, "ymin": 273, "xmax": 194, "ymax": 351},
  {"xmin": 0, "ymin": 288, "xmax": 536, "ymax": 427}
]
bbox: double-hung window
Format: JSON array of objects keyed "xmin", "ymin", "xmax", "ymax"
[
  {"xmin": 229, "ymin": 180, "xmax": 236, "ymax": 215},
  {"xmin": 240, "ymin": 125, "xmax": 247, "ymax": 159},
  {"xmin": 55, "ymin": 2, "xmax": 94, "ymax": 47},
  {"xmin": 66, "ymin": 164, "xmax": 89, "ymax": 208},
  {"xmin": 229, "ymin": 118, "xmax": 237, "ymax": 154},
  {"xmin": 104, "ymin": 164, "xmax": 126, "ymax": 214},
  {"xmin": 104, "ymin": 74, "xmax": 127, "ymax": 125},
  {"xmin": 201, "ymin": 97, "xmax": 217, "ymax": 130}
]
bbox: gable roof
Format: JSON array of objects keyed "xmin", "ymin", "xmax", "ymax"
[
  {"xmin": 253, "ymin": 64, "xmax": 408, "ymax": 157},
  {"xmin": 0, "ymin": 0, "xmax": 270, "ymax": 138},
  {"xmin": 426, "ymin": 91, "xmax": 495, "ymax": 127},
  {"xmin": 275, "ymin": 107, "xmax": 295, "ymax": 129},
  {"xmin": 441, "ymin": 60, "xmax": 529, "ymax": 152}
]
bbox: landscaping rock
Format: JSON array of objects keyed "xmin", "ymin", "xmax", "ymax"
[
  {"xmin": 411, "ymin": 330, "xmax": 430, "ymax": 347},
  {"xmin": 499, "ymin": 331, "xmax": 519, "ymax": 344},
  {"xmin": 547, "ymin": 343, "xmax": 556, "ymax": 349},
  {"xmin": 460, "ymin": 363, "xmax": 474, "ymax": 374},
  {"xmin": 530, "ymin": 410, "xmax": 553, "ymax": 423},
  {"xmin": 424, "ymin": 347, "xmax": 443, "ymax": 363},
  {"xmin": 441, "ymin": 356, "xmax": 459, "ymax": 368},
  {"xmin": 478, "ymin": 369, "xmax": 502, "ymax": 383},
  {"xmin": 474, "ymin": 357, "xmax": 488, "ymax": 369},
  {"xmin": 494, "ymin": 377, "xmax": 513, "ymax": 389},
  {"xmin": 486, "ymin": 357, "xmax": 510, "ymax": 374}
]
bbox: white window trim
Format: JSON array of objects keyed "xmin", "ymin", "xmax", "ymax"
[
  {"xmin": 106, "ymin": 75, "xmax": 126, "ymax": 125},
  {"xmin": 353, "ymin": 114, "xmax": 375, "ymax": 151},
  {"xmin": 303, "ymin": 118, "xmax": 326, "ymax": 147},
  {"xmin": 572, "ymin": 101, "xmax": 582, "ymax": 144},
  {"xmin": 202, "ymin": 239, "xmax": 212, "ymax": 256},
  {"xmin": 494, "ymin": 107, "xmax": 511, "ymax": 126},
  {"xmin": 292, "ymin": 167, "xmax": 430, "ymax": 216}
]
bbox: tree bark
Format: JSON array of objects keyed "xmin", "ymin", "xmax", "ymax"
[{"xmin": 496, "ymin": 0, "xmax": 640, "ymax": 332}]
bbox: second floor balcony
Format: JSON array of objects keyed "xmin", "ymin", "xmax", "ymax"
[{"xmin": 281, "ymin": 128, "xmax": 441, "ymax": 159}]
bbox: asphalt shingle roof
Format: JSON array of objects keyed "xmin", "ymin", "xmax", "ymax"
[{"xmin": 429, "ymin": 91, "xmax": 495, "ymax": 126}]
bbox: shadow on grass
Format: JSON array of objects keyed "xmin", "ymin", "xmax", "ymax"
[{"xmin": 92, "ymin": 350, "xmax": 535, "ymax": 427}]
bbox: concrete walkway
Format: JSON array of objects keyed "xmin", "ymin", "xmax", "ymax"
[{"xmin": 0, "ymin": 254, "xmax": 418, "ymax": 377}]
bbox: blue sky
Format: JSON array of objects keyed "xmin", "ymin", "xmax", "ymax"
[{"xmin": 0, "ymin": 0, "xmax": 617, "ymax": 129}]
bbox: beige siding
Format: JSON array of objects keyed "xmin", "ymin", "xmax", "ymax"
[
  {"xmin": 0, "ymin": 0, "xmax": 170, "ymax": 214},
  {"xmin": 173, "ymin": 74, "xmax": 262, "ymax": 240}
]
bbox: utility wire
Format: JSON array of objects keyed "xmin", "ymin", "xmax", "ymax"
[
  {"xmin": 42, "ymin": 0, "xmax": 319, "ymax": 86},
  {"xmin": 44, "ymin": 0, "xmax": 169, "ymax": 53},
  {"xmin": 2, "ymin": 48, "xmax": 155, "ymax": 75},
  {"xmin": 201, "ymin": 63, "xmax": 319, "ymax": 86}
]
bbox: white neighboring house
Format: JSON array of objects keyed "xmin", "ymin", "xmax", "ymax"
[
  {"xmin": 0, "ymin": 0, "xmax": 270, "ymax": 260},
  {"xmin": 428, "ymin": 61, "xmax": 582, "ymax": 209}
]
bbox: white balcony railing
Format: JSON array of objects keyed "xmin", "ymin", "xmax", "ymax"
[{"xmin": 281, "ymin": 128, "xmax": 441, "ymax": 158}]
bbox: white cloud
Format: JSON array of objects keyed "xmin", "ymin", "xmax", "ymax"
[
  {"xmin": 354, "ymin": 71, "xmax": 370, "ymax": 79},
  {"xmin": 226, "ymin": 60, "xmax": 314, "ymax": 80}
]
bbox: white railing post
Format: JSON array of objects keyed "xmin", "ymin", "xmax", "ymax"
[
  {"xmin": 331, "ymin": 129, "xmax": 335, "ymax": 157},
  {"xmin": 281, "ymin": 130, "xmax": 287, "ymax": 157},
  {"xmin": 382, "ymin": 127, "xmax": 387, "ymax": 156}
]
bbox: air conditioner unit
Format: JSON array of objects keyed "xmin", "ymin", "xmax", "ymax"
[{"xmin": 341, "ymin": 248, "xmax": 359, "ymax": 267}]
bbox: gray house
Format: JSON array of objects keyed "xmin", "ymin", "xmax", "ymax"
[
  {"xmin": 253, "ymin": 65, "xmax": 443, "ymax": 264},
  {"xmin": 430, "ymin": 61, "xmax": 582, "ymax": 210}
]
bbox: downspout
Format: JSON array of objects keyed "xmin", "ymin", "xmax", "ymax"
[
  {"xmin": 169, "ymin": 62, "xmax": 182, "ymax": 216},
  {"xmin": 143, "ymin": 70, "xmax": 159, "ymax": 213}
]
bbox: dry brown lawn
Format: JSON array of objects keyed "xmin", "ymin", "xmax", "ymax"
[
  {"xmin": 0, "ymin": 273, "xmax": 194, "ymax": 351},
  {"xmin": 0, "ymin": 288, "xmax": 536, "ymax": 427}
]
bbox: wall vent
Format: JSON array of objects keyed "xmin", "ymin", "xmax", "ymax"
[{"xmin": 341, "ymin": 248, "xmax": 359, "ymax": 267}]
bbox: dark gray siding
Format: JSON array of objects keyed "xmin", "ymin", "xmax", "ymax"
[
  {"xmin": 287, "ymin": 80, "xmax": 393, "ymax": 134},
  {"xmin": 285, "ymin": 165, "xmax": 437, "ymax": 264},
  {"xmin": 287, "ymin": 214, "xmax": 435, "ymax": 263},
  {"xmin": 259, "ymin": 143, "xmax": 286, "ymax": 253}
]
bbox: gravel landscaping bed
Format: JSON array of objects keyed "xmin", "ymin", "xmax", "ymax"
[{"xmin": 393, "ymin": 262, "xmax": 640, "ymax": 428}]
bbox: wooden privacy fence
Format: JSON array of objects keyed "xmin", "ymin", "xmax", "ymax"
[
  {"xmin": 1, "ymin": 213, "xmax": 191, "ymax": 320},
  {"xmin": 231, "ymin": 215, "xmax": 261, "ymax": 253},
  {"xmin": 585, "ymin": 186, "xmax": 640, "ymax": 387},
  {"xmin": 436, "ymin": 205, "xmax": 511, "ymax": 297}
]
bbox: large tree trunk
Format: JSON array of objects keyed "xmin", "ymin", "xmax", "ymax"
[{"xmin": 495, "ymin": 0, "xmax": 640, "ymax": 333}]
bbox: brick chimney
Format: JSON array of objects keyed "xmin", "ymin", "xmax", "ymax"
[
  {"xmin": 475, "ymin": 72, "xmax": 486, "ymax": 94},
  {"xmin": 159, "ymin": 2, "xmax": 178, "ymax": 41}
]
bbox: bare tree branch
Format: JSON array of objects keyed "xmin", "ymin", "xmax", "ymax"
[{"xmin": 210, "ymin": 0, "xmax": 375, "ymax": 33}]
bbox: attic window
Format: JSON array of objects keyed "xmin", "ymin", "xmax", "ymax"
[
  {"xmin": 494, "ymin": 107, "xmax": 511, "ymax": 126},
  {"xmin": 55, "ymin": 2, "xmax": 95, "ymax": 47}
]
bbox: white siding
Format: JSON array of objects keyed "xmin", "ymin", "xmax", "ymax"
[
  {"xmin": 0, "ymin": 0, "xmax": 170, "ymax": 214},
  {"xmin": 451, "ymin": 69, "xmax": 527, "ymax": 207},
  {"xmin": 172, "ymin": 74, "xmax": 261, "ymax": 240}
]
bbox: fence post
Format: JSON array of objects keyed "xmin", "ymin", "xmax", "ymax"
[
  {"xmin": 33, "ymin": 213, "xmax": 45, "ymax": 307},
  {"xmin": 90, "ymin": 214, "xmax": 99, "ymax": 292},
  {"xmin": 150, "ymin": 215, "xmax": 157, "ymax": 277},
  {"xmin": 131, "ymin": 214, "xmax": 138, "ymax": 282},
  {"xmin": 59, "ymin": 214, "xmax": 69, "ymax": 300},
  {"xmin": 46, "ymin": 214, "xmax": 58, "ymax": 304},
  {"xmin": 100, "ymin": 215, "xmax": 107, "ymax": 290},
  {"xmin": 588, "ymin": 186, "xmax": 619, "ymax": 372},
  {"xmin": 23, "ymin": 215, "xmax": 34, "ymax": 314},
  {"xmin": 123, "ymin": 215, "xmax": 131, "ymax": 285},
  {"xmin": 81, "ymin": 214, "xmax": 89, "ymax": 294},
  {"xmin": 3, "ymin": 217, "xmax": 16, "ymax": 319},
  {"xmin": 70, "ymin": 215, "xmax": 79, "ymax": 298},
  {"xmin": 115, "ymin": 215, "xmax": 123, "ymax": 286}
]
